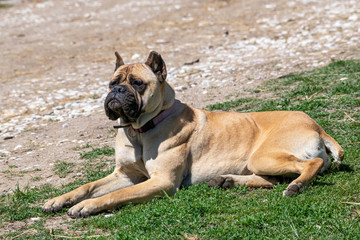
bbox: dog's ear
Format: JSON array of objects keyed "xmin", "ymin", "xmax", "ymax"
[
  {"xmin": 145, "ymin": 51, "xmax": 167, "ymax": 82},
  {"xmin": 114, "ymin": 52, "xmax": 125, "ymax": 72}
]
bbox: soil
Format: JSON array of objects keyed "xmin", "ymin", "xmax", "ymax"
[{"xmin": 0, "ymin": 0, "xmax": 359, "ymax": 195}]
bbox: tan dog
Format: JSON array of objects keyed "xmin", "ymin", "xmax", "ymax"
[{"xmin": 42, "ymin": 51, "xmax": 344, "ymax": 218}]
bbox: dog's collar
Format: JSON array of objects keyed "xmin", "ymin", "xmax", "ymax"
[{"xmin": 113, "ymin": 103, "xmax": 175, "ymax": 133}]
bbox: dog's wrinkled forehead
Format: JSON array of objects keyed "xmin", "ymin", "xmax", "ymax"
[{"xmin": 111, "ymin": 63, "xmax": 155, "ymax": 84}]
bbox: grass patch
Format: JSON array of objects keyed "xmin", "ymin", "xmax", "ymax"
[
  {"xmin": 1, "ymin": 60, "xmax": 359, "ymax": 239},
  {"xmin": 72, "ymin": 143, "xmax": 92, "ymax": 151},
  {"xmin": 31, "ymin": 176, "xmax": 42, "ymax": 182},
  {"xmin": 52, "ymin": 160, "xmax": 75, "ymax": 178},
  {"xmin": 80, "ymin": 145, "xmax": 114, "ymax": 182},
  {"xmin": 80, "ymin": 145, "xmax": 114, "ymax": 160},
  {"xmin": 0, "ymin": 3, "xmax": 12, "ymax": 9}
]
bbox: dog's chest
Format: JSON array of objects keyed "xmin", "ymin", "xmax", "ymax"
[
  {"xmin": 116, "ymin": 144, "xmax": 150, "ymax": 177},
  {"xmin": 115, "ymin": 130, "xmax": 149, "ymax": 174},
  {"xmin": 117, "ymin": 145, "xmax": 140, "ymax": 163}
]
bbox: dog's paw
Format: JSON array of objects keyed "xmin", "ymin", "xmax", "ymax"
[
  {"xmin": 283, "ymin": 182, "xmax": 303, "ymax": 197},
  {"xmin": 208, "ymin": 176, "xmax": 234, "ymax": 189},
  {"xmin": 42, "ymin": 196, "xmax": 72, "ymax": 213},
  {"xmin": 67, "ymin": 199, "xmax": 100, "ymax": 218}
]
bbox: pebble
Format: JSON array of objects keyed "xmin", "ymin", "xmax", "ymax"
[
  {"xmin": 174, "ymin": 85, "xmax": 187, "ymax": 92},
  {"xmin": 14, "ymin": 145, "xmax": 22, "ymax": 151},
  {"xmin": 4, "ymin": 136, "xmax": 14, "ymax": 140},
  {"xmin": 59, "ymin": 139, "xmax": 70, "ymax": 144},
  {"xmin": 348, "ymin": 14, "xmax": 358, "ymax": 21},
  {"xmin": 131, "ymin": 53, "xmax": 140, "ymax": 60}
]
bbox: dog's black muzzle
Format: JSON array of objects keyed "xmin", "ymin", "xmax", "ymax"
[{"xmin": 104, "ymin": 85, "xmax": 141, "ymax": 121}]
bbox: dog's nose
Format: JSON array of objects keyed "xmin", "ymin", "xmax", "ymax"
[{"xmin": 113, "ymin": 85, "xmax": 126, "ymax": 94}]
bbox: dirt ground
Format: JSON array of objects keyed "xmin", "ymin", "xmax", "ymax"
[{"xmin": 0, "ymin": 0, "xmax": 359, "ymax": 194}]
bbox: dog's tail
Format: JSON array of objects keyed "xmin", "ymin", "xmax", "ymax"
[{"xmin": 321, "ymin": 130, "xmax": 344, "ymax": 164}]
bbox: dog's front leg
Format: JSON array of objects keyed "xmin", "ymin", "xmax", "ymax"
[
  {"xmin": 42, "ymin": 167, "xmax": 144, "ymax": 213},
  {"xmin": 67, "ymin": 175, "xmax": 176, "ymax": 218}
]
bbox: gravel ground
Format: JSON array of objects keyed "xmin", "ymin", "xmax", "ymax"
[{"xmin": 0, "ymin": 0, "xmax": 359, "ymax": 193}]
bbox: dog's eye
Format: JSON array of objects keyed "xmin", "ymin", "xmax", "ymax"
[
  {"xmin": 131, "ymin": 80, "xmax": 146, "ymax": 93},
  {"xmin": 132, "ymin": 80, "xmax": 144, "ymax": 86},
  {"xmin": 110, "ymin": 74, "xmax": 122, "ymax": 88},
  {"xmin": 109, "ymin": 80, "xmax": 118, "ymax": 88}
]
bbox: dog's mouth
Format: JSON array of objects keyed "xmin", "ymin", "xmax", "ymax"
[{"xmin": 104, "ymin": 88, "xmax": 142, "ymax": 122}]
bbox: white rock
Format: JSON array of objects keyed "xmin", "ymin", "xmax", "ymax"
[
  {"xmin": 131, "ymin": 53, "xmax": 140, "ymax": 60},
  {"xmin": 0, "ymin": 149, "xmax": 10, "ymax": 155},
  {"xmin": 174, "ymin": 85, "xmax": 187, "ymax": 91},
  {"xmin": 54, "ymin": 105, "xmax": 65, "ymax": 110},
  {"xmin": 59, "ymin": 139, "xmax": 69, "ymax": 144},
  {"xmin": 265, "ymin": 4, "xmax": 276, "ymax": 9},
  {"xmin": 348, "ymin": 14, "xmax": 358, "ymax": 21},
  {"xmin": 14, "ymin": 145, "xmax": 22, "ymax": 150}
]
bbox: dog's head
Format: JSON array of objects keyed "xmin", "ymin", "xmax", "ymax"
[{"xmin": 104, "ymin": 51, "xmax": 174, "ymax": 128}]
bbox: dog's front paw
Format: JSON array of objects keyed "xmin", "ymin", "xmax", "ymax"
[
  {"xmin": 283, "ymin": 182, "xmax": 303, "ymax": 197},
  {"xmin": 67, "ymin": 199, "xmax": 101, "ymax": 218},
  {"xmin": 42, "ymin": 196, "xmax": 73, "ymax": 213},
  {"xmin": 208, "ymin": 176, "xmax": 234, "ymax": 189}
]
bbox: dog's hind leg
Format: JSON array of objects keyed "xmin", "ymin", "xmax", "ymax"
[
  {"xmin": 208, "ymin": 174, "xmax": 279, "ymax": 189},
  {"xmin": 247, "ymin": 152, "xmax": 324, "ymax": 196}
]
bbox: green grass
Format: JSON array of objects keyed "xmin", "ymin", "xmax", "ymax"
[
  {"xmin": 0, "ymin": 3, "xmax": 12, "ymax": 9},
  {"xmin": 1, "ymin": 60, "xmax": 359, "ymax": 239},
  {"xmin": 80, "ymin": 145, "xmax": 115, "ymax": 181},
  {"xmin": 52, "ymin": 160, "xmax": 75, "ymax": 178},
  {"xmin": 80, "ymin": 145, "xmax": 114, "ymax": 160}
]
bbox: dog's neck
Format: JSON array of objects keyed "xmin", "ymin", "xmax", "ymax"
[{"xmin": 129, "ymin": 102, "xmax": 176, "ymax": 133}]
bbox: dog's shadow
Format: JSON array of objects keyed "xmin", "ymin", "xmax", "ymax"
[
  {"xmin": 332, "ymin": 163, "xmax": 354, "ymax": 172},
  {"xmin": 317, "ymin": 163, "xmax": 354, "ymax": 185},
  {"xmin": 324, "ymin": 163, "xmax": 354, "ymax": 175}
]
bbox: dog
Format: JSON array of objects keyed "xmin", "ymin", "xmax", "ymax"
[{"xmin": 42, "ymin": 51, "xmax": 344, "ymax": 218}]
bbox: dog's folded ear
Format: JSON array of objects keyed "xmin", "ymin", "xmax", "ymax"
[
  {"xmin": 114, "ymin": 52, "xmax": 125, "ymax": 72},
  {"xmin": 145, "ymin": 51, "xmax": 167, "ymax": 82}
]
